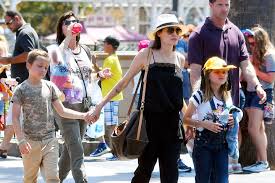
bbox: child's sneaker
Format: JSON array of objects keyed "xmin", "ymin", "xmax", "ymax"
[
  {"xmin": 243, "ymin": 161, "xmax": 270, "ymax": 173},
  {"xmin": 89, "ymin": 142, "xmax": 111, "ymax": 157}
]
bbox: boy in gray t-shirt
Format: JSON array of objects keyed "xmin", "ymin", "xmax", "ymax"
[{"xmin": 12, "ymin": 49, "xmax": 89, "ymax": 183}]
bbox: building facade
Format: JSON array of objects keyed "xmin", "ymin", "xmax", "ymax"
[
  {"xmin": 87, "ymin": 0, "xmax": 209, "ymax": 35},
  {"xmin": 2, "ymin": 0, "xmax": 209, "ymax": 35}
]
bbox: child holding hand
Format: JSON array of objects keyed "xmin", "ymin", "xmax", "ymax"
[{"xmin": 12, "ymin": 49, "xmax": 91, "ymax": 183}]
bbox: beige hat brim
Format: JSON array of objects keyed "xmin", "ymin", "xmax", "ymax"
[{"xmin": 147, "ymin": 24, "xmax": 188, "ymax": 40}]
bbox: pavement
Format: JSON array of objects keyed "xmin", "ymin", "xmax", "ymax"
[{"xmin": 0, "ymin": 153, "xmax": 275, "ymax": 183}]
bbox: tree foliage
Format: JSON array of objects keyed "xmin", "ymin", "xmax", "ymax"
[{"xmin": 17, "ymin": 2, "xmax": 73, "ymax": 36}]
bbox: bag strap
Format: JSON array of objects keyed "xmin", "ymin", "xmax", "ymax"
[
  {"xmin": 72, "ymin": 56, "xmax": 89, "ymax": 99},
  {"xmin": 136, "ymin": 48, "xmax": 151, "ymax": 140},
  {"xmin": 126, "ymin": 49, "xmax": 151, "ymax": 117},
  {"xmin": 126, "ymin": 74, "xmax": 142, "ymax": 117},
  {"xmin": 81, "ymin": 44, "xmax": 91, "ymax": 60},
  {"xmin": 81, "ymin": 44, "xmax": 100, "ymax": 72}
]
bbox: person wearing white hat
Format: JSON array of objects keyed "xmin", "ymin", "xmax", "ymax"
[{"xmin": 88, "ymin": 13, "xmax": 188, "ymax": 183}]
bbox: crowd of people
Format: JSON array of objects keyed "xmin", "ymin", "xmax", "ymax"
[{"xmin": 0, "ymin": 0, "xmax": 274, "ymax": 182}]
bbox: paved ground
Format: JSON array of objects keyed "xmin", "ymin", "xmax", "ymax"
[{"xmin": 0, "ymin": 153, "xmax": 274, "ymax": 183}]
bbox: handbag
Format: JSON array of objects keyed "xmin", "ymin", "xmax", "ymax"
[{"xmin": 111, "ymin": 49, "xmax": 151, "ymax": 160}]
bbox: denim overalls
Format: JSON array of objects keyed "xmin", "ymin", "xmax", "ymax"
[{"xmin": 192, "ymin": 98, "xmax": 229, "ymax": 183}]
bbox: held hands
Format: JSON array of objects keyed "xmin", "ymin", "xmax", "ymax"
[{"xmin": 85, "ymin": 105, "xmax": 102, "ymax": 124}]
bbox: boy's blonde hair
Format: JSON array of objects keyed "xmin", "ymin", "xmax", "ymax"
[{"xmin": 27, "ymin": 49, "xmax": 49, "ymax": 64}]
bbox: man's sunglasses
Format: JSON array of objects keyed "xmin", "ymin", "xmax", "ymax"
[
  {"xmin": 64, "ymin": 19, "xmax": 79, "ymax": 26},
  {"xmin": 165, "ymin": 27, "xmax": 182, "ymax": 35},
  {"xmin": 5, "ymin": 19, "xmax": 14, "ymax": 26}
]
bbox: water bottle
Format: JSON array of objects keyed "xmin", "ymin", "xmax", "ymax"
[
  {"xmin": 219, "ymin": 108, "xmax": 229, "ymax": 127},
  {"xmin": 71, "ymin": 23, "xmax": 82, "ymax": 34}
]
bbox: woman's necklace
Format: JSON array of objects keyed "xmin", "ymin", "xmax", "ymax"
[{"xmin": 157, "ymin": 50, "xmax": 176, "ymax": 63}]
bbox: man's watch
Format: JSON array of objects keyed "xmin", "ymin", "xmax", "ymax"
[{"xmin": 255, "ymin": 84, "xmax": 262, "ymax": 90}]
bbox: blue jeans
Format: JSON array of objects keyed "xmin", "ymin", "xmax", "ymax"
[
  {"xmin": 245, "ymin": 89, "xmax": 273, "ymax": 110},
  {"xmin": 239, "ymin": 88, "xmax": 246, "ymax": 109},
  {"xmin": 193, "ymin": 130, "xmax": 229, "ymax": 183}
]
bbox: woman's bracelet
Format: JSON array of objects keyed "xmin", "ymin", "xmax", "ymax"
[{"xmin": 18, "ymin": 139, "xmax": 27, "ymax": 145}]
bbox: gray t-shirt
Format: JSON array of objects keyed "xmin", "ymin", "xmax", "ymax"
[
  {"xmin": 12, "ymin": 80, "xmax": 60, "ymax": 141},
  {"xmin": 260, "ymin": 52, "xmax": 275, "ymax": 89}
]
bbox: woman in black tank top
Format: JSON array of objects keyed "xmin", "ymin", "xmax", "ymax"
[{"xmin": 89, "ymin": 14, "xmax": 188, "ymax": 183}]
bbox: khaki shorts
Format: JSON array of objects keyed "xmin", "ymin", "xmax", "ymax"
[{"xmin": 6, "ymin": 102, "xmax": 23, "ymax": 126}]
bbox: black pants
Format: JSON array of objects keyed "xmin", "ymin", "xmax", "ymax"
[{"xmin": 131, "ymin": 140, "xmax": 181, "ymax": 183}]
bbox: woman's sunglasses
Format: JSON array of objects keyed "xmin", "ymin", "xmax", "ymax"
[
  {"xmin": 165, "ymin": 27, "xmax": 182, "ymax": 35},
  {"xmin": 64, "ymin": 19, "xmax": 79, "ymax": 26}
]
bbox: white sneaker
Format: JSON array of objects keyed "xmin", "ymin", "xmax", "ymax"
[{"xmin": 243, "ymin": 161, "xmax": 270, "ymax": 173}]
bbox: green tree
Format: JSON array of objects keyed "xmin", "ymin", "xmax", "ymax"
[{"xmin": 17, "ymin": 2, "xmax": 73, "ymax": 36}]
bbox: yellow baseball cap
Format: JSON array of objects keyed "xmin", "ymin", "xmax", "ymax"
[{"xmin": 203, "ymin": 57, "xmax": 237, "ymax": 71}]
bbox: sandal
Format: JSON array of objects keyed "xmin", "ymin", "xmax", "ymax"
[{"xmin": 0, "ymin": 149, "xmax": 7, "ymax": 158}]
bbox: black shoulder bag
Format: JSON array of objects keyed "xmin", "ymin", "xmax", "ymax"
[{"xmin": 110, "ymin": 49, "xmax": 151, "ymax": 160}]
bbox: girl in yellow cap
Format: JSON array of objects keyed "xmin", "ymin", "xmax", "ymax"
[{"xmin": 184, "ymin": 56, "xmax": 237, "ymax": 183}]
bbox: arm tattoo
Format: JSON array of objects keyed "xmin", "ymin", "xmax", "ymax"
[{"xmin": 115, "ymin": 88, "xmax": 120, "ymax": 94}]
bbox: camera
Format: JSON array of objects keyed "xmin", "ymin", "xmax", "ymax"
[{"xmin": 83, "ymin": 97, "xmax": 93, "ymax": 111}]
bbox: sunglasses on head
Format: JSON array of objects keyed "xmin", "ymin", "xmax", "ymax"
[
  {"xmin": 64, "ymin": 19, "xmax": 79, "ymax": 26},
  {"xmin": 165, "ymin": 27, "xmax": 182, "ymax": 35},
  {"xmin": 5, "ymin": 19, "xmax": 14, "ymax": 26}
]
